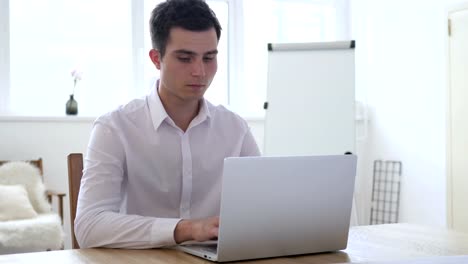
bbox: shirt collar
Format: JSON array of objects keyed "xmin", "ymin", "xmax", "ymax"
[
  {"xmin": 191, "ymin": 97, "xmax": 212, "ymax": 128},
  {"xmin": 148, "ymin": 80, "xmax": 212, "ymax": 131},
  {"xmin": 148, "ymin": 83, "xmax": 169, "ymax": 131}
]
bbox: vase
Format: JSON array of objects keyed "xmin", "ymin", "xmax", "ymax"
[{"xmin": 66, "ymin": 94, "xmax": 78, "ymax": 115}]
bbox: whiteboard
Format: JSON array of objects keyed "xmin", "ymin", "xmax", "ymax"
[{"xmin": 264, "ymin": 41, "xmax": 355, "ymax": 156}]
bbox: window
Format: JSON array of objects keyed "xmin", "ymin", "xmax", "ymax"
[
  {"xmin": 0, "ymin": 0, "xmax": 349, "ymax": 117},
  {"xmin": 235, "ymin": 0, "xmax": 350, "ymax": 117},
  {"xmin": 8, "ymin": 0, "xmax": 133, "ymax": 116}
]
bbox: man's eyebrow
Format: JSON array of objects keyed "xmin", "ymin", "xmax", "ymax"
[
  {"xmin": 174, "ymin": 49, "xmax": 218, "ymax": 56},
  {"xmin": 205, "ymin": 50, "xmax": 218, "ymax": 55},
  {"xmin": 174, "ymin": 50, "xmax": 196, "ymax": 56}
]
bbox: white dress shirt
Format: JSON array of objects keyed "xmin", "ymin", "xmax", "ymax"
[{"xmin": 74, "ymin": 88, "xmax": 260, "ymax": 249}]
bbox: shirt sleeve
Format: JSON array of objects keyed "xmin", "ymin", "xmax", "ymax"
[
  {"xmin": 240, "ymin": 127, "xmax": 261, "ymax": 156},
  {"xmin": 74, "ymin": 121, "xmax": 181, "ymax": 249}
]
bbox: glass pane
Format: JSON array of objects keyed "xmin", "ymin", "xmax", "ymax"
[
  {"xmin": 9, "ymin": 0, "xmax": 133, "ymax": 116},
  {"xmin": 239, "ymin": 0, "xmax": 339, "ymax": 117},
  {"xmin": 204, "ymin": 1, "xmax": 229, "ymax": 106},
  {"xmin": 271, "ymin": 0, "xmax": 336, "ymax": 43}
]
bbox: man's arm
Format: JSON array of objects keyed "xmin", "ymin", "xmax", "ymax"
[{"xmin": 75, "ymin": 122, "xmax": 181, "ymax": 249}]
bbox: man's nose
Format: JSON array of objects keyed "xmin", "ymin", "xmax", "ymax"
[{"xmin": 191, "ymin": 60, "xmax": 206, "ymax": 77}]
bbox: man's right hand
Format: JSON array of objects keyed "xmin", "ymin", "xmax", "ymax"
[{"xmin": 174, "ymin": 216, "xmax": 219, "ymax": 244}]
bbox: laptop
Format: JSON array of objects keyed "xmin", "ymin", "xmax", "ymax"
[{"xmin": 177, "ymin": 155, "xmax": 357, "ymax": 262}]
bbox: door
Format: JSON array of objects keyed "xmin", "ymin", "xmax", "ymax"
[{"xmin": 448, "ymin": 6, "xmax": 468, "ymax": 232}]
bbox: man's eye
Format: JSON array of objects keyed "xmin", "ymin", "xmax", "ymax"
[
  {"xmin": 178, "ymin": 57, "xmax": 191, "ymax": 62},
  {"xmin": 203, "ymin": 57, "xmax": 215, "ymax": 62}
]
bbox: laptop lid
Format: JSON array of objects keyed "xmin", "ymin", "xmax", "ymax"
[{"xmin": 215, "ymin": 155, "xmax": 357, "ymax": 262}]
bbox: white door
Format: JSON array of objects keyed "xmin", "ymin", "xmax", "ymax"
[{"xmin": 448, "ymin": 6, "xmax": 468, "ymax": 232}]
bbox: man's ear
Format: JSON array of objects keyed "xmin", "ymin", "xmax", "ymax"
[{"xmin": 149, "ymin": 49, "xmax": 162, "ymax": 70}]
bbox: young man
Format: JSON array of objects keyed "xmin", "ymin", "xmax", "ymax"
[{"xmin": 74, "ymin": 0, "xmax": 260, "ymax": 249}]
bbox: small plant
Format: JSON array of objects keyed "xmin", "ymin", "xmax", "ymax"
[{"xmin": 70, "ymin": 69, "xmax": 83, "ymax": 96}]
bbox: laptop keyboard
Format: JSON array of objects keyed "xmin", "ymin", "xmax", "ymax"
[{"xmin": 188, "ymin": 244, "xmax": 218, "ymax": 254}]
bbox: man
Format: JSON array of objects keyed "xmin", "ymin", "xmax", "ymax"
[{"xmin": 74, "ymin": 0, "xmax": 260, "ymax": 249}]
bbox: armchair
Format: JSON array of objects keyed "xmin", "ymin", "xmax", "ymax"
[
  {"xmin": 0, "ymin": 159, "xmax": 65, "ymax": 254},
  {"xmin": 0, "ymin": 159, "xmax": 65, "ymax": 223}
]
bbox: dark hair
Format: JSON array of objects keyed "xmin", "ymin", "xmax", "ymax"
[{"xmin": 150, "ymin": 0, "xmax": 222, "ymax": 57}]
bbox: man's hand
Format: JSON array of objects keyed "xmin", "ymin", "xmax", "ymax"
[{"xmin": 174, "ymin": 216, "xmax": 219, "ymax": 244}]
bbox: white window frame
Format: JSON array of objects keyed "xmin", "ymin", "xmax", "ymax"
[
  {"xmin": 132, "ymin": 0, "xmax": 146, "ymax": 100},
  {"xmin": 0, "ymin": 0, "xmax": 10, "ymax": 114}
]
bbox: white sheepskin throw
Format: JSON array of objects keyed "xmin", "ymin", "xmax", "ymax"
[
  {"xmin": 0, "ymin": 185, "xmax": 38, "ymax": 221},
  {"xmin": 0, "ymin": 161, "xmax": 51, "ymax": 213},
  {"xmin": 0, "ymin": 162, "xmax": 64, "ymax": 254},
  {"xmin": 0, "ymin": 214, "xmax": 64, "ymax": 254}
]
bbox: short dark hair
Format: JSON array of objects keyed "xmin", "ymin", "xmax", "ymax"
[{"xmin": 149, "ymin": 0, "xmax": 222, "ymax": 58}]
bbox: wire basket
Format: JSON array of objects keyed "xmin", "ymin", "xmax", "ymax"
[{"xmin": 370, "ymin": 160, "xmax": 402, "ymax": 224}]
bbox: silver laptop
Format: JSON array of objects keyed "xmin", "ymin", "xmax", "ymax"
[{"xmin": 177, "ymin": 155, "xmax": 357, "ymax": 262}]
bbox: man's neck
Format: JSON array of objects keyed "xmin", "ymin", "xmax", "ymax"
[{"xmin": 159, "ymin": 91, "xmax": 200, "ymax": 132}]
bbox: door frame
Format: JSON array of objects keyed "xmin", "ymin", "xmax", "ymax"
[{"xmin": 446, "ymin": 2, "xmax": 468, "ymax": 229}]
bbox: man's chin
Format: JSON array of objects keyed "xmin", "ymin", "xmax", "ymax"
[
  {"xmin": 187, "ymin": 89, "xmax": 207, "ymax": 98},
  {"xmin": 182, "ymin": 93, "xmax": 205, "ymax": 102}
]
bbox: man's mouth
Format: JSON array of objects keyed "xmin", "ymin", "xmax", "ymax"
[{"xmin": 187, "ymin": 84, "xmax": 206, "ymax": 89}]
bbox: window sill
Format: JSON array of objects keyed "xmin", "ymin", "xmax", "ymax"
[
  {"xmin": 0, "ymin": 115, "xmax": 96, "ymax": 123},
  {"xmin": 0, "ymin": 115, "xmax": 264, "ymax": 123}
]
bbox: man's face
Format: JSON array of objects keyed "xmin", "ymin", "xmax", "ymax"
[{"xmin": 152, "ymin": 27, "xmax": 218, "ymax": 104}]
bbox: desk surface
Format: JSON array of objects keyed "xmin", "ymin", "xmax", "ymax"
[{"xmin": 1, "ymin": 224, "xmax": 468, "ymax": 264}]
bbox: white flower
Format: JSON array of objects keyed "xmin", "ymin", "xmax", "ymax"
[
  {"xmin": 71, "ymin": 69, "xmax": 83, "ymax": 95},
  {"xmin": 71, "ymin": 69, "xmax": 83, "ymax": 83}
]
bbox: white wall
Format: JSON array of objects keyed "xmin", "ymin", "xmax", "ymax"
[
  {"xmin": 0, "ymin": 117, "xmax": 264, "ymax": 249},
  {"xmin": 351, "ymin": 0, "xmax": 466, "ymax": 226}
]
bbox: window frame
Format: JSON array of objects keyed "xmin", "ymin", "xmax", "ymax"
[{"xmin": 0, "ymin": 0, "xmax": 11, "ymax": 114}]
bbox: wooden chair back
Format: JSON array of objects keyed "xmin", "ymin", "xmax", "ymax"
[{"xmin": 67, "ymin": 153, "xmax": 83, "ymax": 249}]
